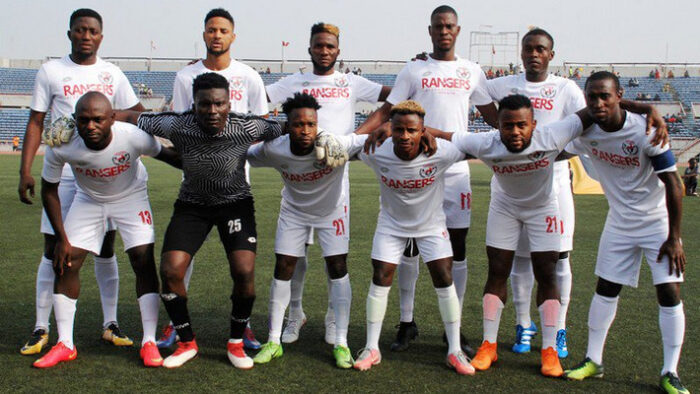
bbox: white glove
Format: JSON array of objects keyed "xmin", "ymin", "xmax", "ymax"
[
  {"xmin": 315, "ymin": 131, "xmax": 349, "ymax": 168},
  {"xmin": 42, "ymin": 116, "xmax": 75, "ymax": 147}
]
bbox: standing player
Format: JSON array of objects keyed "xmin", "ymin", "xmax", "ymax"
[
  {"xmin": 33, "ymin": 92, "xmax": 180, "ymax": 368},
  {"xmin": 17, "ymin": 8, "xmax": 145, "ymax": 355},
  {"xmin": 563, "ymin": 72, "xmax": 688, "ymax": 394},
  {"xmin": 247, "ymin": 93, "xmax": 366, "ymax": 368},
  {"xmin": 114, "ymin": 73, "xmax": 342, "ymax": 369},
  {"xmin": 354, "ymin": 101, "xmax": 473, "ymax": 375},
  {"xmin": 160, "ymin": 7, "xmax": 268, "ymax": 350},
  {"xmin": 265, "ymin": 22, "xmax": 390, "ymax": 345},
  {"xmin": 354, "ymin": 5, "xmax": 497, "ymax": 355}
]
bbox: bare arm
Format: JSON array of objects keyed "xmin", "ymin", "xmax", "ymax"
[
  {"xmin": 41, "ymin": 179, "xmax": 71, "ymax": 275},
  {"xmin": 656, "ymin": 171, "xmax": 685, "ymax": 277},
  {"xmin": 475, "ymin": 103, "xmax": 499, "ymax": 128},
  {"xmin": 114, "ymin": 110, "xmax": 141, "ymax": 125},
  {"xmin": 154, "ymin": 146, "xmax": 182, "ymax": 169},
  {"xmin": 128, "ymin": 102, "xmax": 147, "ymax": 112},
  {"xmin": 18, "ymin": 110, "xmax": 47, "ymax": 204},
  {"xmin": 377, "ymin": 86, "xmax": 392, "ymax": 102}
]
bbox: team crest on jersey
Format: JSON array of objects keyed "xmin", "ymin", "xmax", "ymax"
[
  {"xmin": 527, "ymin": 151, "xmax": 546, "ymax": 161},
  {"xmin": 112, "ymin": 151, "xmax": 130, "ymax": 165},
  {"xmin": 334, "ymin": 76, "xmax": 349, "ymax": 88},
  {"xmin": 456, "ymin": 67, "xmax": 471, "ymax": 79},
  {"xmin": 419, "ymin": 164, "xmax": 437, "ymax": 178},
  {"xmin": 621, "ymin": 140, "xmax": 638, "ymax": 156},
  {"xmin": 540, "ymin": 85, "xmax": 557, "ymax": 98},
  {"xmin": 229, "ymin": 77, "xmax": 244, "ymax": 90},
  {"xmin": 98, "ymin": 71, "xmax": 113, "ymax": 85}
]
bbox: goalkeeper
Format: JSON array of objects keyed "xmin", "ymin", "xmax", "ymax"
[{"xmin": 246, "ymin": 93, "xmax": 364, "ymax": 369}]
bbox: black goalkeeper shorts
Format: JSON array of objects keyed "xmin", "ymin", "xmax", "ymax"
[{"xmin": 162, "ymin": 197, "xmax": 257, "ymax": 256}]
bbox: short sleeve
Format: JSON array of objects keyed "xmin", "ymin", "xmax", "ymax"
[
  {"xmin": 137, "ymin": 112, "xmax": 180, "ymax": 139},
  {"xmin": 564, "ymin": 138, "xmax": 584, "ymax": 155},
  {"xmin": 644, "ymin": 129, "xmax": 676, "ymax": 173},
  {"xmin": 172, "ymin": 72, "xmax": 193, "ymax": 112},
  {"xmin": 385, "ymin": 64, "xmax": 414, "ymax": 105},
  {"xmin": 543, "ymin": 114, "xmax": 584, "ymax": 151},
  {"xmin": 350, "ymin": 75, "xmax": 382, "ymax": 103},
  {"xmin": 437, "ymin": 138, "xmax": 466, "ymax": 164},
  {"xmin": 131, "ymin": 127, "xmax": 162, "ymax": 157},
  {"xmin": 245, "ymin": 142, "xmax": 269, "ymax": 167},
  {"xmin": 643, "ymin": 129, "xmax": 670, "ymax": 157},
  {"xmin": 247, "ymin": 72, "xmax": 269, "ymax": 116},
  {"xmin": 242, "ymin": 114, "xmax": 282, "ymax": 141},
  {"xmin": 451, "ymin": 131, "xmax": 486, "ymax": 157},
  {"xmin": 265, "ymin": 76, "xmax": 294, "ymax": 105},
  {"xmin": 30, "ymin": 66, "xmax": 51, "ymax": 113},
  {"xmin": 112, "ymin": 69, "xmax": 140, "ymax": 110},
  {"xmin": 41, "ymin": 147, "xmax": 65, "ymax": 183},
  {"xmin": 340, "ymin": 134, "xmax": 369, "ymax": 157},
  {"xmin": 563, "ymin": 81, "xmax": 587, "ymax": 115},
  {"xmin": 470, "ymin": 68, "xmax": 493, "ymax": 106},
  {"xmin": 485, "ymin": 78, "xmax": 502, "ymax": 101}
]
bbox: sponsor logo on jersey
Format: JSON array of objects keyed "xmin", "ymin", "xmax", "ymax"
[
  {"xmin": 74, "ymin": 162, "xmax": 132, "ymax": 178},
  {"xmin": 421, "ymin": 76, "xmax": 471, "ymax": 91},
  {"xmin": 590, "ymin": 147, "xmax": 640, "ymax": 167},
  {"xmin": 302, "ymin": 86, "xmax": 350, "ymax": 99},
  {"xmin": 527, "ymin": 151, "xmax": 545, "ymax": 161},
  {"xmin": 456, "ymin": 67, "xmax": 471, "ymax": 79},
  {"xmin": 380, "ymin": 167, "xmax": 389, "ymax": 173},
  {"xmin": 281, "ymin": 166, "xmax": 334, "ymax": 182},
  {"xmin": 510, "ymin": 88, "xmax": 519, "ymax": 94},
  {"xmin": 63, "ymin": 83, "xmax": 115, "ymax": 98},
  {"xmin": 590, "ymin": 141, "xmax": 598, "ymax": 146},
  {"xmin": 419, "ymin": 164, "xmax": 437, "ymax": 178},
  {"xmin": 112, "ymin": 151, "xmax": 131, "ymax": 165},
  {"xmin": 380, "ymin": 175, "xmax": 435, "ymax": 190},
  {"xmin": 540, "ymin": 85, "xmax": 557, "ymax": 98},
  {"xmin": 621, "ymin": 140, "xmax": 638, "ymax": 156},
  {"xmin": 491, "ymin": 158, "xmax": 551, "ymax": 174},
  {"xmin": 248, "ymin": 237, "xmax": 257, "ymax": 243},
  {"xmin": 312, "ymin": 160, "xmax": 326, "ymax": 170},
  {"xmin": 334, "ymin": 76, "xmax": 349, "ymax": 87},
  {"xmin": 422, "ymin": 71, "xmax": 432, "ymax": 77},
  {"xmin": 62, "ymin": 76, "xmax": 72, "ymax": 82},
  {"xmin": 98, "ymin": 71, "xmax": 113, "ymax": 85},
  {"xmin": 302, "ymin": 81, "xmax": 310, "ymax": 87}
]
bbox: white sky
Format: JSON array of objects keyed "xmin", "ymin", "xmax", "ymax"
[{"xmin": 1, "ymin": 0, "xmax": 698, "ymax": 66}]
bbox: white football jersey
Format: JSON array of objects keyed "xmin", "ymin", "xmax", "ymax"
[
  {"xmin": 359, "ymin": 138, "xmax": 465, "ymax": 237},
  {"xmin": 386, "ymin": 55, "xmax": 492, "ymax": 175},
  {"xmin": 566, "ymin": 112, "xmax": 675, "ymax": 236},
  {"xmin": 42, "ymin": 121, "xmax": 161, "ymax": 203},
  {"xmin": 452, "ymin": 114, "xmax": 583, "ymax": 206},
  {"xmin": 172, "ymin": 60, "xmax": 267, "ymax": 115},
  {"xmin": 486, "ymin": 73, "xmax": 586, "ymax": 180},
  {"xmin": 247, "ymin": 133, "xmax": 367, "ymax": 218},
  {"xmin": 266, "ymin": 71, "xmax": 382, "ymax": 136}
]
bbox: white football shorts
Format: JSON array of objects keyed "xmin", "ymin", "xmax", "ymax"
[
  {"xmin": 275, "ymin": 204, "xmax": 349, "ymax": 258},
  {"xmin": 486, "ymin": 195, "xmax": 561, "ymax": 252},
  {"xmin": 443, "ymin": 170, "xmax": 472, "ymax": 229},
  {"xmin": 371, "ymin": 230, "xmax": 452, "ymax": 264}
]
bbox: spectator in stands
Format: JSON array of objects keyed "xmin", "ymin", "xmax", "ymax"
[
  {"xmin": 636, "ymin": 92, "xmax": 645, "ymax": 100},
  {"xmin": 629, "ymin": 77, "xmax": 639, "ymax": 87},
  {"xmin": 509, "ymin": 62, "xmax": 514, "ymax": 73},
  {"xmin": 663, "ymin": 82, "xmax": 671, "ymax": 93},
  {"xmin": 338, "ymin": 60, "xmax": 345, "ymax": 71},
  {"xmin": 12, "ymin": 135, "xmax": 20, "ymax": 151},
  {"xmin": 649, "ymin": 69, "xmax": 655, "ymax": 78},
  {"xmin": 345, "ymin": 67, "xmax": 350, "ymax": 74},
  {"xmin": 569, "ymin": 66, "xmax": 574, "ymax": 78},
  {"xmin": 487, "ymin": 68, "xmax": 494, "ymax": 79},
  {"xmin": 683, "ymin": 69, "xmax": 690, "ymax": 78},
  {"xmin": 683, "ymin": 158, "xmax": 699, "ymax": 196},
  {"xmin": 266, "ymin": 67, "xmax": 271, "ymax": 74},
  {"xmin": 653, "ymin": 93, "xmax": 661, "ymax": 101},
  {"xmin": 667, "ymin": 70, "xmax": 675, "ymax": 79},
  {"xmin": 654, "ymin": 69, "xmax": 660, "ymax": 79}
]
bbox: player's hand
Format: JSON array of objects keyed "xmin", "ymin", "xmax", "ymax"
[
  {"xmin": 42, "ymin": 116, "xmax": 75, "ymax": 147},
  {"xmin": 658, "ymin": 237, "xmax": 685, "ymax": 277},
  {"xmin": 18, "ymin": 173, "xmax": 36, "ymax": 204},
  {"xmin": 363, "ymin": 122, "xmax": 391, "ymax": 154},
  {"xmin": 53, "ymin": 238, "xmax": 73, "ymax": 276},
  {"xmin": 315, "ymin": 131, "xmax": 349, "ymax": 168},
  {"xmin": 420, "ymin": 130, "xmax": 437, "ymax": 156},
  {"xmin": 645, "ymin": 108, "xmax": 668, "ymax": 147}
]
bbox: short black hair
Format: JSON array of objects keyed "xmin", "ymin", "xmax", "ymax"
[
  {"xmin": 70, "ymin": 8, "xmax": 103, "ymax": 29},
  {"xmin": 431, "ymin": 5, "xmax": 458, "ymax": 19},
  {"xmin": 282, "ymin": 93, "xmax": 321, "ymax": 116},
  {"xmin": 498, "ymin": 94, "xmax": 533, "ymax": 114},
  {"xmin": 522, "ymin": 28, "xmax": 554, "ymax": 50},
  {"xmin": 205, "ymin": 8, "xmax": 234, "ymax": 27},
  {"xmin": 192, "ymin": 72, "xmax": 229, "ymax": 96},
  {"xmin": 585, "ymin": 71, "xmax": 621, "ymax": 91}
]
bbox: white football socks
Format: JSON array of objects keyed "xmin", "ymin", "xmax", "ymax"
[
  {"xmin": 510, "ymin": 255, "xmax": 534, "ymax": 328},
  {"xmin": 54, "ymin": 294, "xmax": 77, "ymax": 350},
  {"xmin": 94, "ymin": 255, "xmax": 119, "ymax": 328},
  {"xmin": 586, "ymin": 293, "xmax": 619, "ymax": 365},
  {"xmin": 539, "ymin": 299, "xmax": 561, "ymax": 349},
  {"xmin": 138, "ymin": 293, "xmax": 159, "ymax": 345},
  {"xmin": 288, "ymin": 255, "xmax": 307, "ymax": 320},
  {"xmin": 436, "ymin": 284, "xmax": 461, "ymax": 354},
  {"xmin": 397, "ymin": 255, "xmax": 419, "ymax": 323},
  {"xmin": 452, "ymin": 259, "xmax": 468, "ymax": 308},
  {"xmin": 365, "ymin": 283, "xmax": 390, "ymax": 350},
  {"xmin": 556, "ymin": 256, "xmax": 572, "ymax": 331},
  {"xmin": 482, "ymin": 293, "xmax": 504, "ymax": 343},
  {"xmin": 268, "ymin": 278, "xmax": 291, "ymax": 344},
  {"xmin": 331, "ymin": 274, "xmax": 352, "ymax": 347},
  {"xmin": 659, "ymin": 302, "xmax": 685, "ymax": 376},
  {"xmin": 35, "ymin": 256, "xmax": 55, "ymax": 331}
]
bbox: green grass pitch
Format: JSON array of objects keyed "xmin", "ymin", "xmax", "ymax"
[{"xmin": 0, "ymin": 155, "xmax": 697, "ymax": 393}]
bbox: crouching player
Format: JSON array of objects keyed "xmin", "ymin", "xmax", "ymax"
[
  {"xmin": 247, "ymin": 93, "xmax": 365, "ymax": 368},
  {"xmin": 353, "ymin": 100, "xmax": 474, "ymax": 375},
  {"xmin": 34, "ymin": 92, "xmax": 181, "ymax": 368},
  {"xmin": 563, "ymin": 72, "xmax": 688, "ymax": 394}
]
